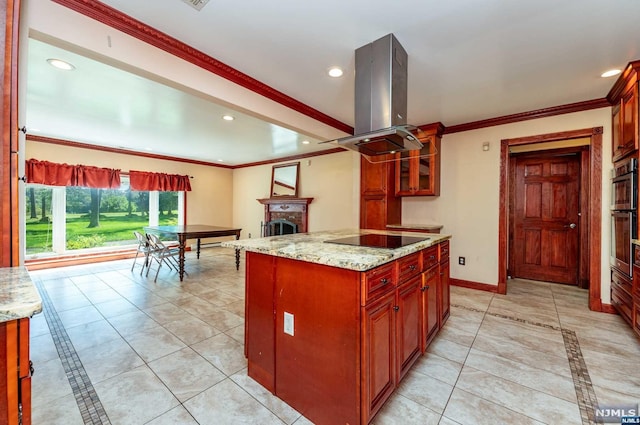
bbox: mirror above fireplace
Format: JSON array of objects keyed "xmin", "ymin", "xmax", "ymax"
[{"xmin": 271, "ymin": 162, "xmax": 300, "ymax": 197}]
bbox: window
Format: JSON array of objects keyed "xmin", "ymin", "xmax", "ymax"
[{"xmin": 24, "ymin": 176, "xmax": 184, "ymax": 258}]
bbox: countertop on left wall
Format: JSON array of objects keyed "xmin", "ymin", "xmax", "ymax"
[{"xmin": 0, "ymin": 267, "xmax": 42, "ymax": 323}]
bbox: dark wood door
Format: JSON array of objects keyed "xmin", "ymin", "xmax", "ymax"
[{"xmin": 512, "ymin": 154, "xmax": 580, "ymax": 284}]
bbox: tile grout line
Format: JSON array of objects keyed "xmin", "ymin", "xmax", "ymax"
[{"xmin": 34, "ymin": 280, "xmax": 112, "ymax": 425}]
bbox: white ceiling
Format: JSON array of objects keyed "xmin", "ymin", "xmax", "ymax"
[{"xmin": 24, "ymin": 0, "xmax": 640, "ymax": 166}]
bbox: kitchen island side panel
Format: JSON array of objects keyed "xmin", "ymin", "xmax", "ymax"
[
  {"xmin": 273, "ymin": 256, "xmax": 362, "ymax": 425},
  {"xmin": 245, "ymin": 252, "xmax": 277, "ymax": 392}
]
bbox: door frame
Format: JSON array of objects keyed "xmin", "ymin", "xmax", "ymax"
[{"xmin": 498, "ymin": 127, "xmax": 603, "ymax": 311}]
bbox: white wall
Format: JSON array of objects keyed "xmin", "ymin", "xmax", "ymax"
[
  {"xmin": 403, "ymin": 108, "xmax": 613, "ymax": 301},
  {"xmin": 232, "ymin": 150, "xmax": 360, "ymax": 238}
]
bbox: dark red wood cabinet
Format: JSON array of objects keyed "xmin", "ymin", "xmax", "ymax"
[
  {"xmin": 244, "ymin": 240, "xmax": 451, "ymax": 424},
  {"xmin": 360, "ymin": 155, "xmax": 400, "ymax": 230},
  {"xmin": 631, "ymin": 246, "xmax": 640, "ymax": 338},
  {"xmin": 609, "ymin": 61, "xmax": 639, "ymax": 162},
  {"xmin": 395, "ymin": 133, "xmax": 441, "ymax": 196},
  {"xmin": 0, "ymin": 318, "xmax": 32, "ymax": 425},
  {"xmin": 439, "ymin": 241, "xmax": 451, "ymax": 326}
]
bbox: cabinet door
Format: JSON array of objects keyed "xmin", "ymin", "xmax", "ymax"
[
  {"xmin": 396, "ymin": 150, "xmax": 412, "ymax": 195},
  {"xmin": 612, "ymin": 103, "xmax": 623, "ymax": 160},
  {"xmin": 622, "ymin": 85, "xmax": 638, "ymax": 151},
  {"xmin": 361, "ymin": 156, "xmax": 389, "ymax": 195},
  {"xmin": 362, "ymin": 291, "xmax": 396, "ymax": 422},
  {"xmin": 421, "ymin": 266, "xmax": 439, "ymax": 350},
  {"xmin": 634, "ymin": 299, "xmax": 640, "ymax": 337},
  {"xmin": 412, "ymin": 135, "xmax": 439, "ymax": 195},
  {"xmin": 396, "ymin": 275, "xmax": 422, "ymax": 380},
  {"xmin": 395, "ymin": 135, "xmax": 440, "ymax": 196},
  {"xmin": 439, "ymin": 259, "xmax": 451, "ymax": 326}
]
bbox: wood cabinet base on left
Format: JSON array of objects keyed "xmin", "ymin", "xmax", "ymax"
[{"xmin": 0, "ymin": 318, "xmax": 32, "ymax": 425}]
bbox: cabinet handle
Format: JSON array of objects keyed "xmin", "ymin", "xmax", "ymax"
[
  {"xmin": 380, "ymin": 278, "xmax": 389, "ymax": 285},
  {"xmin": 409, "ymin": 264, "xmax": 417, "ymax": 271},
  {"xmin": 393, "ymin": 306, "xmax": 400, "ymax": 312},
  {"xmin": 421, "ymin": 286, "xmax": 428, "ymax": 292}
]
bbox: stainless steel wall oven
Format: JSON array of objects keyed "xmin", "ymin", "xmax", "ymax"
[{"xmin": 611, "ymin": 157, "xmax": 637, "ymax": 277}]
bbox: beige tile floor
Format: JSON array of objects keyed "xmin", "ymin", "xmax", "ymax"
[{"xmin": 27, "ymin": 247, "xmax": 640, "ymax": 425}]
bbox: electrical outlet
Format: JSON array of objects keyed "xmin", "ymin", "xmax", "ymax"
[
  {"xmin": 284, "ymin": 312, "xmax": 294, "ymax": 336},
  {"xmin": 458, "ymin": 256, "xmax": 466, "ymax": 265}
]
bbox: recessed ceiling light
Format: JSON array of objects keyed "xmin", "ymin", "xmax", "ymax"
[
  {"xmin": 222, "ymin": 115, "xmax": 235, "ymax": 121},
  {"xmin": 47, "ymin": 58, "xmax": 75, "ymax": 71},
  {"xmin": 218, "ymin": 159, "xmax": 224, "ymax": 162},
  {"xmin": 601, "ymin": 69, "xmax": 621, "ymax": 78},
  {"xmin": 328, "ymin": 67, "xmax": 343, "ymax": 78},
  {"xmin": 302, "ymin": 140, "xmax": 310, "ymax": 145}
]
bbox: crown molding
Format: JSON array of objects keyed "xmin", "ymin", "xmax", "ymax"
[{"xmin": 443, "ymin": 98, "xmax": 610, "ymax": 134}]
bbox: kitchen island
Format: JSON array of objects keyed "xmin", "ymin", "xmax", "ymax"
[
  {"xmin": 223, "ymin": 229, "xmax": 451, "ymax": 425},
  {"xmin": 0, "ymin": 267, "xmax": 42, "ymax": 425}
]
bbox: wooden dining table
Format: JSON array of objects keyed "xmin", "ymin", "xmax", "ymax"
[{"xmin": 144, "ymin": 225, "xmax": 242, "ymax": 281}]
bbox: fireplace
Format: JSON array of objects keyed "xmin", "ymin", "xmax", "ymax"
[{"xmin": 258, "ymin": 197, "xmax": 314, "ymax": 234}]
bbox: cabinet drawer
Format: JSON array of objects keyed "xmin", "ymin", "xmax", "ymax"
[
  {"xmin": 398, "ymin": 253, "xmax": 421, "ymax": 282},
  {"xmin": 422, "ymin": 247, "xmax": 438, "ymax": 270},
  {"xmin": 362, "ymin": 263, "xmax": 396, "ymax": 305},
  {"xmin": 612, "ymin": 287, "xmax": 633, "ymax": 324},
  {"xmin": 439, "ymin": 241, "xmax": 449, "ymax": 262},
  {"xmin": 612, "ymin": 270, "xmax": 633, "ymax": 298},
  {"xmin": 612, "ymin": 271, "xmax": 633, "ymax": 324},
  {"xmin": 634, "ymin": 244, "xmax": 640, "ymax": 267}
]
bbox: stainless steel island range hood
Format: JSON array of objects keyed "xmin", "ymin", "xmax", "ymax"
[{"xmin": 323, "ymin": 33, "xmax": 422, "ymax": 157}]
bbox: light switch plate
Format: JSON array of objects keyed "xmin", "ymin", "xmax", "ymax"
[{"xmin": 284, "ymin": 312, "xmax": 294, "ymax": 336}]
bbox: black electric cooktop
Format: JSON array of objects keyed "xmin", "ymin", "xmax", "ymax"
[{"xmin": 324, "ymin": 234, "xmax": 430, "ymax": 249}]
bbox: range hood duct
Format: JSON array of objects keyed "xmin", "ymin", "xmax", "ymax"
[{"xmin": 324, "ymin": 34, "xmax": 422, "ymax": 156}]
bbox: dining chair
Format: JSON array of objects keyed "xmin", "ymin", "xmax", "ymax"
[
  {"xmin": 146, "ymin": 233, "xmax": 184, "ymax": 282},
  {"xmin": 131, "ymin": 231, "xmax": 152, "ymax": 275}
]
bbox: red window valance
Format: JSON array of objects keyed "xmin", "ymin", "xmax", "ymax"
[
  {"xmin": 25, "ymin": 159, "xmax": 121, "ymax": 189},
  {"xmin": 129, "ymin": 170, "xmax": 192, "ymax": 192}
]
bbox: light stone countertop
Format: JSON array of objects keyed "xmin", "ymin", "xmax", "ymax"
[
  {"xmin": 0, "ymin": 267, "xmax": 42, "ymax": 323},
  {"xmin": 632, "ymin": 239, "xmax": 640, "ymax": 246},
  {"xmin": 222, "ymin": 229, "xmax": 451, "ymax": 272}
]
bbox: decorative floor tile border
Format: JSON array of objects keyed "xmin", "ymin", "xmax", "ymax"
[
  {"xmin": 451, "ymin": 302, "xmax": 600, "ymax": 424},
  {"xmin": 35, "ymin": 281, "xmax": 112, "ymax": 425},
  {"xmin": 561, "ymin": 329, "xmax": 602, "ymax": 425}
]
